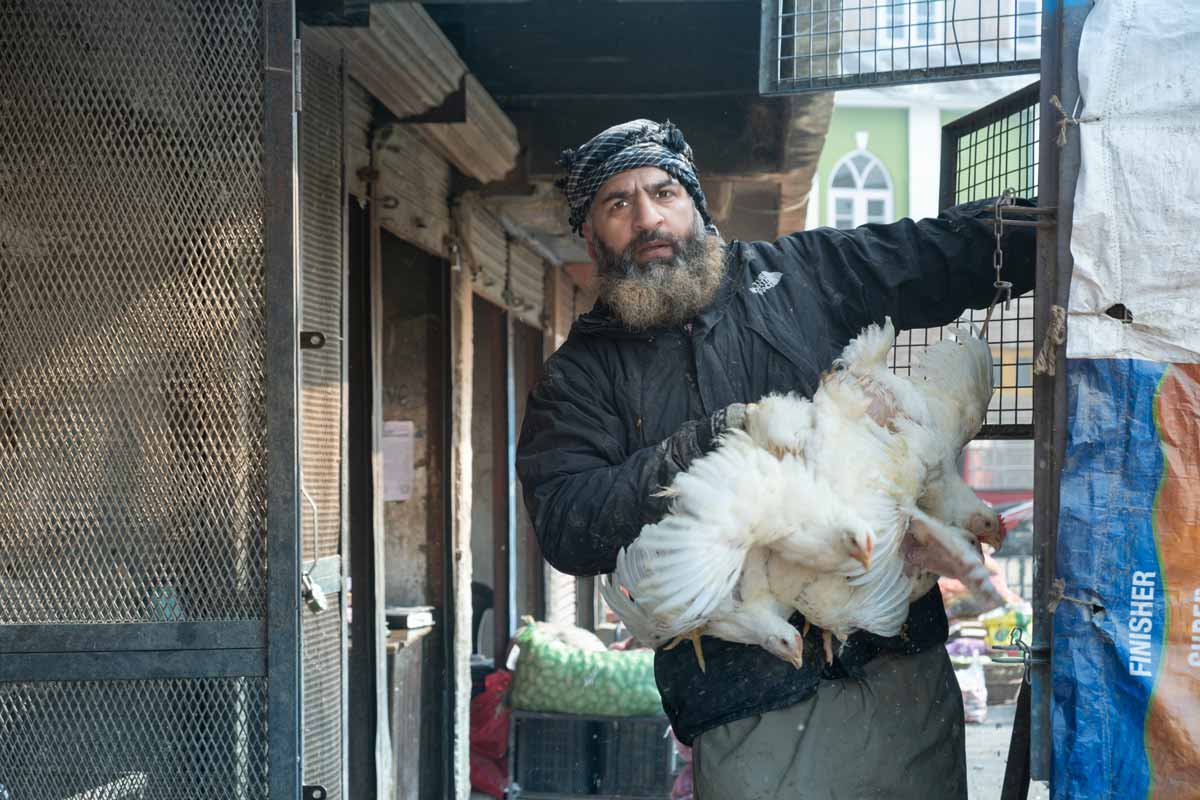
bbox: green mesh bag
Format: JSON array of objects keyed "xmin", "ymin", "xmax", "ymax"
[{"xmin": 510, "ymin": 621, "xmax": 663, "ymax": 717}]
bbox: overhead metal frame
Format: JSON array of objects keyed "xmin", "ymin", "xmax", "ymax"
[{"xmin": 760, "ymin": 0, "xmax": 1041, "ymax": 95}]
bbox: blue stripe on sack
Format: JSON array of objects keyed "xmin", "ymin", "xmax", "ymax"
[{"xmin": 1052, "ymin": 358, "xmax": 1168, "ymax": 800}]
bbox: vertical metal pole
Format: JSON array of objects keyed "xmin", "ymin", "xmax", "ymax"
[
  {"xmin": 939, "ymin": 120, "xmax": 958, "ymax": 211},
  {"xmin": 439, "ymin": 256, "xmax": 457, "ymax": 800},
  {"xmin": 1031, "ymin": 0, "xmax": 1092, "ymax": 784},
  {"xmin": 336, "ymin": 49, "xmax": 351, "ymax": 800},
  {"xmin": 505, "ymin": 312, "xmax": 519, "ymax": 639},
  {"xmin": 346, "ymin": 200, "xmax": 378, "ymax": 800},
  {"xmin": 366, "ymin": 129, "xmax": 395, "ymax": 800},
  {"xmin": 264, "ymin": 0, "xmax": 301, "ymax": 797},
  {"xmin": 759, "ymin": 0, "xmax": 777, "ymax": 95}
]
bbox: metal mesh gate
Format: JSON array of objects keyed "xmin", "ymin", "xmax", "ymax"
[
  {"xmin": 0, "ymin": 1, "xmax": 299, "ymax": 797},
  {"xmin": 890, "ymin": 81, "xmax": 1041, "ymax": 438},
  {"xmin": 761, "ymin": 0, "xmax": 1041, "ymax": 94}
]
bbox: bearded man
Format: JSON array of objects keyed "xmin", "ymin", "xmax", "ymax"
[{"xmin": 515, "ymin": 119, "xmax": 1035, "ymax": 799}]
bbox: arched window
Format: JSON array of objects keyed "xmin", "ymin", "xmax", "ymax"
[{"xmin": 828, "ymin": 149, "xmax": 894, "ymax": 229}]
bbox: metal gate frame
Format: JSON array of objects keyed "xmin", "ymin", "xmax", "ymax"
[
  {"xmin": 0, "ymin": 1, "xmax": 302, "ymax": 796},
  {"xmin": 928, "ymin": 3, "xmax": 1090, "ymax": 784},
  {"xmin": 933, "ymin": 80, "xmax": 1041, "ymax": 441},
  {"xmin": 1030, "ymin": 0, "xmax": 1091, "ymax": 786}
]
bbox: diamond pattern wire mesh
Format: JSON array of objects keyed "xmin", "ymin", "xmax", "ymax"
[
  {"xmin": 0, "ymin": 678, "xmax": 270, "ymax": 799},
  {"xmin": 890, "ymin": 81, "xmax": 1040, "ymax": 437},
  {"xmin": 0, "ymin": 1, "xmax": 268, "ymax": 623},
  {"xmin": 762, "ymin": 0, "xmax": 1040, "ymax": 94}
]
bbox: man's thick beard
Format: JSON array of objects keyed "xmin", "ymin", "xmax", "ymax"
[{"xmin": 593, "ymin": 217, "xmax": 726, "ymax": 331}]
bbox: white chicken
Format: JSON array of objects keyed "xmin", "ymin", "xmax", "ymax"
[{"xmin": 601, "ymin": 318, "xmax": 1005, "ymax": 670}]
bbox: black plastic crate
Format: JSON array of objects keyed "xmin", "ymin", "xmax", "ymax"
[
  {"xmin": 511, "ymin": 712, "xmax": 597, "ymax": 795},
  {"xmin": 596, "ymin": 717, "xmax": 675, "ymax": 799}
]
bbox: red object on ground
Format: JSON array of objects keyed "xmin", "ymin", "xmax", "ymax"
[
  {"xmin": 469, "ymin": 669, "xmax": 512, "ymax": 798},
  {"xmin": 470, "ymin": 754, "xmax": 507, "ymax": 800}
]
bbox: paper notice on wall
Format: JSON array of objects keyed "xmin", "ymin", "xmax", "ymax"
[{"xmin": 382, "ymin": 420, "xmax": 415, "ymax": 502}]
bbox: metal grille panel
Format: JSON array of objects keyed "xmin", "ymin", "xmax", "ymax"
[
  {"xmin": 302, "ymin": 609, "xmax": 344, "ymax": 800},
  {"xmin": 0, "ymin": 0, "xmax": 268, "ymax": 623},
  {"xmin": 761, "ymin": 0, "xmax": 1041, "ymax": 94},
  {"xmin": 299, "ymin": 35, "xmax": 346, "ymax": 800},
  {"xmin": 300, "ymin": 40, "xmax": 346, "ymax": 565},
  {"xmin": 891, "ymin": 82, "xmax": 1040, "ymax": 437},
  {"xmin": 0, "ymin": 677, "xmax": 270, "ymax": 798}
]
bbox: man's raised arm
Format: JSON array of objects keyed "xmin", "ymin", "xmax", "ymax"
[{"xmin": 764, "ymin": 198, "xmax": 1038, "ymax": 335}]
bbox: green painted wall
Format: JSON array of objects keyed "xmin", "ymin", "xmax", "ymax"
[
  {"xmin": 816, "ymin": 106, "xmax": 908, "ymax": 226},
  {"xmin": 941, "ymin": 108, "xmax": 971, "ymax": 126}
]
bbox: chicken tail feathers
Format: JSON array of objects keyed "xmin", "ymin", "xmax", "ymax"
[{"xmin": 834, "ymin": 317, "xmax": 897, "ymax": 374}]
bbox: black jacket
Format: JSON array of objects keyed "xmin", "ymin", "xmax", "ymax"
[{"xmin": 516, "ymin": 201, "xmax": 1036, "ymax": 744}]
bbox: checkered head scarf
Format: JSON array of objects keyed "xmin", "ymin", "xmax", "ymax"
[{"xmin": 556, "ymin": 119, "xmax": 712, "ymax": 235}]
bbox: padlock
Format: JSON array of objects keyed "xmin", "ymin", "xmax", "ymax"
[{"xmin": 301, "ymin": 573, "xmax": 330, "ymax": 613}]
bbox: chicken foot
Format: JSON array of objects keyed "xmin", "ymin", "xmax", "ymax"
[{"xmin": 665, "ymin": 628, "xmax": 707, "ymax": 673}]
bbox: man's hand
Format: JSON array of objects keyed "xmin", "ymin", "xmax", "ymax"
[
  {"xmin": 709, "ymin": 402, "xmax": 748, "ymax": 443},
  {"xmin": 660, "ymin": 402, "xmax": 748, "ymax": 476}
]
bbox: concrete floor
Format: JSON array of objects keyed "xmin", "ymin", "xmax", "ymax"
[{"xmin": 965, "ymin": 702, "xmax": 1050, "ymax": 800}]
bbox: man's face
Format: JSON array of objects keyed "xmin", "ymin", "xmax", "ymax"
[
  {"xmin": 579, "ymin": 166, "xmax": 725, "ymax": 330},
  {"xmin": 582, "ymin": 166, "xmax": 697, "ymax": 264}
]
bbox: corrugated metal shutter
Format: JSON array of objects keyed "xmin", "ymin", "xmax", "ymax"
[
  {"xmin": 456, "ymin": 196, "xmax": 507, "ymax": 309},
  {"xmin": 345, "ymin": 79, "xmax": 371, "ymax": 203},
  {"xmin": 299, "ymin": 35, "xmax": 346, "ymax": 800},
  {"xmin": 415, "ymin": 73, "xmax": 519, "ymax": 184},
  {"xmin": 345, "ymin": 79, "xmax": 450, "ymax": 257},
  {"xmin": 320, "ymin": 5, "xmax": 517, "ymax": 184},
  {"xmin": 375, "ymin": 124, "xmax": 450, "ymax": 257},
  {"xmin": 456, "ymin": 196, "xmax": 547, "ymax": 323},
  {"xmin": 556, "ymin": 267, "xmax": 577, "ymax": 342},
  {"xmin": 324, "ymin": 4, "xmax": 464, "ymax": 120},
  {"xmin": 507, "ymin": 240, "xmax": 545, "ymax": 330}
]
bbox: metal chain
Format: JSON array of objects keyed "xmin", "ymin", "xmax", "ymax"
[{"xmin": 984, "ymin": 187, "xmax": 1018, "ymax": 331}]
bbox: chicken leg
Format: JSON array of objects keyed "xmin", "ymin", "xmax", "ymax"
[
  {"xmin": 904, "ymin": 507, "xmax": 1003, "ymax": 608},
  {"xmin": 665, "ymin": 628, "xmax": 707, "ymax": 673}
]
